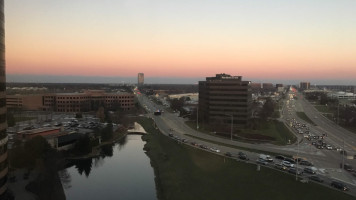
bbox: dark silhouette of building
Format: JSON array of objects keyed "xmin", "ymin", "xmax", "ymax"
[
  {"xmin": 0, "ymin": 0, "xmax": 8, "ymax": 196},
  {"xmin": 199, "ymin": 74, "xmax": 252, "ymax": 130}
]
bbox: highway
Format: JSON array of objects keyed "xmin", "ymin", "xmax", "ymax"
[{"xmin": 137, "ymin": 93, "xmax": 356, "ymax": 196}]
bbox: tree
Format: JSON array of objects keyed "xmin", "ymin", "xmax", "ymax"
[
  {"xmin": 170, "ymin": 98, "xmax": 184, "ymax": 111},
  {"xmin": 96, "ymin": 106, "xmax": 106, "ymax": 122},
  {"xmin": 7, "ymin": 112, "xmax": 15, "ymax": 127},
  {"xmin": 75, "ymin": 112, "xmax": 83, "ymax": 119},
  {"xmin": 73, "ymin": 134, "xmax": 92, "ymax": 155},
  {"xmin": 101, "ymin": 123, "xmax": 113, "ymax": 141},
  {"xmin": 260, "ymin": 98, "xmax": 275, "ymax": 120}
]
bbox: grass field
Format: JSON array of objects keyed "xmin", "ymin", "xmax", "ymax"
[
  {"xmin": 314, "ymin": 105, "xmax": 334, "ymax": 113},
  {"xmin": 186, "ymin": 120, "xmax": 296, "ymax": 145},
  {"xmin": 138, "ymin": 117, "xmax": 354, "ymax": 200},
  {"xmin": 296, "ymin": 112, "xmax": 316, "ymax": 126}
]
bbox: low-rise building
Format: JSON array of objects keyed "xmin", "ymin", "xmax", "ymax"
[{"xmin": 7, "ymin": 90, "xmax": 135, "ymax": 112}]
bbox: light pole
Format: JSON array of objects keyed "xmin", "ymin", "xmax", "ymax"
[
  {"xmin": 296, "ymin": 138, "xmax": 299, "ymax": 181},
  {"xmin": 224, "ymin": 114, "xmax": 233, "ymax": 141},
  {"xmin": 196, "ymin": 106, "xmax": 199, "ymax": 130}
]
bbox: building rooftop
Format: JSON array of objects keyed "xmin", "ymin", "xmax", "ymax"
[{"xmin": 17, "ymin": 127, "xmax": 61, "ymax": 135}]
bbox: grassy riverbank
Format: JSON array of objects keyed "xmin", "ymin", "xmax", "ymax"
[{"xmin": 139, "ymin": 117, "xmax": 354, "ymax": 200}]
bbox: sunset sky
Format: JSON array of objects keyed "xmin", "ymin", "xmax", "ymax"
[{"xmin": 5, "ymin": 0, "xmax": 356, "ymax": 83}]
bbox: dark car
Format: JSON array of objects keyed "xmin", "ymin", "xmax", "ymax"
[
  {"xmin": 288, "ymin": 168, "xmax": 303, "ymax": 175},
  {"xmin": 300, "ymin": 160, "xmax": 313, "ymax": 166},
  {"xmin": 309, "ymin": 175, "xmax": 323, "ymax": 183},
  {"xmin": 284, "ymin": 158, "xmax": 296, "ymax": 164},
  {"xmin": 225, "ymin": 152, "xmax": 232, "ymax": 157},
  {"xmin": 303, "ymin": 167, "xmax": 316, "ymax": 174},
  {"xmin": 191, "ymin": 141, "xmax": 198, "ymax": 146},
  {"xmin": 256, "ymin": 158, "xmax": 268, "ymax": 165},
  {"xmin": 343, "ymin": 164, "xmax": 354, "ymax": 172},
  {"xmin": 238, "ymin": 152, "xmax": 246, "ymax": 157},
  {"xmin": 331, "ymin": 181, "xmax": 349, "ymax": 191},
  {"xmin": 199, "ymin": 144, "xmax": 208, "ymax": 149},
  {"xmin": 275, "ymin": 155, "xmax": 285, "ymax": 160},
  {"xmin": 295, "ymin": 157, "xmax": 304, "ymax": 162},
  {"xmin": 274, "ymin": 163, "xmax": 286, "ymax": 170},
  {"xmin": 238, "ymin": 154, "xmax": 249, "ymax": 161},
  {"xmin": 168, "ymin": 133, "xmax": 173, "ymax": 137}
]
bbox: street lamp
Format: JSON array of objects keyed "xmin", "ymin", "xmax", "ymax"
[
  {"xmin": 224, "ymin": 114, "xmax": 233, "ymax": 141},
  {"xmin": 196, "ymin": 106, "xmax": 199, "ymax": 130}
]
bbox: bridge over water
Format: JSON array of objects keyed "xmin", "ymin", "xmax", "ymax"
[{"xmin": 127, "ymin": 122, "xmax": 147, "ymax": 135}]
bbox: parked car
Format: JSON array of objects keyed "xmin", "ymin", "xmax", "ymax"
[
  {"xmin": 225, "ymin": 152, "xmax": 232, "ymax": 157},
  {"xmin": 259, "ymin": 154, "xmax": 273, "ymax": 162},
  {"xmin": 238, "ymin": 153, "xmax": 249, "ymax": 160},
  {"xmin": 275, "ymin": 155, "xmax": 285, "ymax": 160},
  {"xmin": 299, "ymin": 160, "xmax": 313, "ymax": 166},
  {"xmin": 282, "ymin": 161, "xmax": 294, "ymax": 168},
  {"xmin": 168, "ymin": 133, "xmax": 173, "ymax": 137},
  {"xmin": 331, "ymin": 181, "xmax": 349, "ymax": 191},
  {"xmin": 303, "ymin": 167, "xmax": 316, "ymax": 174},
  {"xmin": 288, "ymin": 167, "xmax": 303, "ymax": 175},
  {"xmin": 274, "ymin": 163, "xmax": 287, "ymax": 170},
  {"xmin": 309, "ymin": 175, "xmax": 323, "ymax": 183},
  {"xmin": 209, "ymin": 147, "xmax": 220, "ymax": 153},
  {"xmin": 284, "ymin": 157, "xmax": 296, "ymax": 164},
  {"xmin": 343, "ymin": 164, "xmax": 354, "ymax": 172},
  {"xmin": 199, "ymin": 144, "xmax": 208, "ymax": 149},
  {"xmin": 181, "ymin": 138, "xmax": 188, "ymax": 143},
  {"xmin": 256, "ymin": 158, "xmax": 268, "ymax": 165}
]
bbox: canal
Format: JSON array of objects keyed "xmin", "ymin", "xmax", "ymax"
[{"xmin": 60, "ymin": 135, "xmax": 157, "ymax": 200}]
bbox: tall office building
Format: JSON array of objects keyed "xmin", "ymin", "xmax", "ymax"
[
  {"xmin": 0, "ymin": 0, "xmax": 8, "ymax": 196},
  {"xmin": 138, "ymin": 73, "xmax": 144, "ymax": 87},
  {"xmin": 199, "ymin": 74, "xmax": 252, "ymax": 130},
  {"xmin": 300, "ymin": 82, "xmax": 310, "ymax": 90}
]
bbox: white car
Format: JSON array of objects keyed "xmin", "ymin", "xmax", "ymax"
[
  {"xmin": 209, "ymin": 147, "xmax": 220, "ymax": 153},
  {"xmin": 282, "ymin": 161, "xmax": 294, "ymax": 168}
]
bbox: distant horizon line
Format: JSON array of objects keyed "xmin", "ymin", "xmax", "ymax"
[{"xmin": 6, "ymin": 74, "xmax": 356, "ymax": 86}]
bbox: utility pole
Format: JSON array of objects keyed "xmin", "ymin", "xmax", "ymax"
[
  {"xmin": 196, "ymin": 106, "xmax": 199, "ymax": 130},
  {"xmin": 224, "ymin": 114, "xmax": 233, "ymax": 141},
  {"xmin": 296, "ymin": 138, "xmax": 299, "ymax": 181},
  {"xmin": 231, "ymin": 115, "xmax": 233, "ymax": 141},
  {"xmin": 342, "ymin": 138, "xmax": 345, "ymax": 170},
  {"xmin": 337, "ymin": 103, "xmax": 340, "ymax": 125}
]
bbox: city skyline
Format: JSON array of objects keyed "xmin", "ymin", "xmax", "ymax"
[{"xmin": 5, "ymin": 0, "xmax": 356, "ymax": 83}]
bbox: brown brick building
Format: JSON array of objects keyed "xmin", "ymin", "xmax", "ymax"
[{"xmin": 7, "ymin": 90, "xmax": 135, "ymax": 112}]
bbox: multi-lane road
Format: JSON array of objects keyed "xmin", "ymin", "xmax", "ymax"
[{"xmin": 137, "ymin": 92, "xmax": 356, "ymax": 195}]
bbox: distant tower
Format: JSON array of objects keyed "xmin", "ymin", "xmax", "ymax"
[
  {"xmin": 300, "ymin": 82, "xmax": 310, "ymax": 90},
  {"xmin": 138, "ymin": 73, "xmax": 144, "ymax": 87},
  {"xmin": 0, "ymin": 0, "xmax": 8, "ymax": 196}
]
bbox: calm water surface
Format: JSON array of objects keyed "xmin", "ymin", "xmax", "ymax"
[{"xmin": 60, "ymin": 135, "xmax": 157, "ymax": 200}]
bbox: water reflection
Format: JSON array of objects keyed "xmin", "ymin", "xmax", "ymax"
[
  {"xmin": 117, "ymin": 135, "xmax": 128, "ymax": 149},
  {"xmin": 101, "ymin": 144, "xmax": 114, "ymax": 157},
  {"xmin": 73, "ymin": 159, "xmax": 93, "ymax": 177},
  {"xmin": 61, "ymin": 135, "xmax": 157, "ymax": 200}
]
